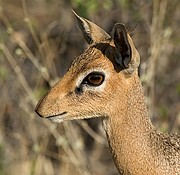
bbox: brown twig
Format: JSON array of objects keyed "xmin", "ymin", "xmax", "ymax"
[{"xmin": 146, "ymin": 0, "xmax": 169, "ymax": 118}]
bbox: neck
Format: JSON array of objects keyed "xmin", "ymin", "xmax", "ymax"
[{"xmin": 103, "ymin": 75, "xmax": 161, "ymax": 175}]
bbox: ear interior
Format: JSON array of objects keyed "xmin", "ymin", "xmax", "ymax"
[
  {"xmin": 113, "ymin": 23, "xmax": 132, "ymax": 68},
  {"xmin": 73, "ymin": 11, "xmax": 93, "ymax": 44},
  {"xmin": 72, "ymin": 10, "xmax": 111, "ymax": 44}
]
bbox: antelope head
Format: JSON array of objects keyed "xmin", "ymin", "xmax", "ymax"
[{"xmin": 35, "ymin": 12, "xmax": 140, "ymax": 123}]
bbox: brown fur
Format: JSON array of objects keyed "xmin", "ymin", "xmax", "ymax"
[{"xmin": 35, "ymin": 13, "xmax": 180, "ymax": 175}]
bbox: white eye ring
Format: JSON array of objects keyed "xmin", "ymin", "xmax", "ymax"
[
  {"xmin": 81, "ymin": 71, "xmax": 105, "ymax": 87},
  {"xmin": 76, "ymin": 69, "xmax": 109, "ymax": 92}
]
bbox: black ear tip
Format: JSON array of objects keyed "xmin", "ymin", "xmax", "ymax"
[
  {"xmin": 113, "ymin": 23, "xmax": 127, "ymax": 40},
  {"xmin": 113, "ymin": 23, "xmax": 128, "ymax": 41},
  {"xmin": 114, "ymin": 23, "xmax": 126, "ymax": 31}
]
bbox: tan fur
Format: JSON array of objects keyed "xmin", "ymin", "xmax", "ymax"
[{"xmin": 35, "ymin": 13, "xmax": 180, "ymax": 175}]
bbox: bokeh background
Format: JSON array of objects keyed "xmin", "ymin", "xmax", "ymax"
[{"xmin": 0, "ymin": 0, "xmax": 179, "ymax": 175}]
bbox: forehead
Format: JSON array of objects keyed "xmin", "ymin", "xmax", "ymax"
[{"xmin": 69, "ymin": 43, "xmax": 111, "ymax": 75}]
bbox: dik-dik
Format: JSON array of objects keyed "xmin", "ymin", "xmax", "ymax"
[{"xmin": 35, "ymin": 12, "xmax": 180, "ymax": 175}]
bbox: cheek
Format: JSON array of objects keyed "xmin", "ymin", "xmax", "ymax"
[
  {"xmin": 66, "ymin": 83, "xmax": 112, "ymax": 113},
  {"xmin": 71, "ymin": 93, "xmax": 100, "ymax": 111}
]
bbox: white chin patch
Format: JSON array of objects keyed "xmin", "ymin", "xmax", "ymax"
[
  {"xmin": 47, "ymin": 114, "xmax": 102, "ymax": 123},
  {"xmin": 47, "ymin": 115, "xmax": 64, "ymax": 123}
]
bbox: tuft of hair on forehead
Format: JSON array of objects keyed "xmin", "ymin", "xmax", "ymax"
[
  {"xmin": 71, "ymin": 42, "xmax": 110, "ymax": 66},
  {"xmin": 68, "ymin": 45, "xmax": 104, "ymax": 74}
]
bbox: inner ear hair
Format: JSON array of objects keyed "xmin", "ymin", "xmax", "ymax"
[
  {"xmin": 73, "ymin": 10, "xmax": 111, "ymax": 45},
  {"xmin": 113, "ymin": 23, "xmax": 132, "ymax": 69}
]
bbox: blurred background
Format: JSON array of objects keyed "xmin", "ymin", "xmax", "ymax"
[{"xmin": 0, "ymin": 0, "xmax": 179, "ymax": 175}]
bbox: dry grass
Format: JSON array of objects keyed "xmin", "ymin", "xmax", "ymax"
[{"xmin": 0, "ymin": 0, "xmax": 179, "ymax": 175}]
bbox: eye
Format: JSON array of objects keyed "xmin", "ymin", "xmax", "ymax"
[{"xmin": 82, "ymin": 72, "xmax": 105, "ymax": 87}]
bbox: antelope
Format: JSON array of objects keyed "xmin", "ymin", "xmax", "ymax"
[{"xmin": 35, "ymin": 12, "xmax": 180, "ymax": 175}]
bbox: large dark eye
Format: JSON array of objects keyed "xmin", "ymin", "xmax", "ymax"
[{"xmin": 82, "ymin": 72, "xmax": 105, "ymax": 87}]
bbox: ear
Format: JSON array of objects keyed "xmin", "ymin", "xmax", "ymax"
[
  {"xmin": 113, "ymin": 23, "xmax": 132, "ymax": 68},
  {"xmin": 72, "ymin": 10, "xmax": 111, "ymax": 44}
]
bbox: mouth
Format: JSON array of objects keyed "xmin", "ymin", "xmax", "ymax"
[{"xmin": 46, "ymin": 112, "xmax": 68, "ymax": 123}]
